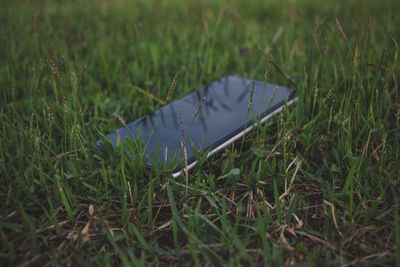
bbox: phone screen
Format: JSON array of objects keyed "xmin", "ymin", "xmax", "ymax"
[{"xmin": 101, "ymin": 76, "xmax": 296, "ymax": 172}]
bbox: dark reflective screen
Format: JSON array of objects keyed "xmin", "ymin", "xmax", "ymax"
[{"xmin": 102, "ymin": 76, "xmax": 295, "ymax": 166}]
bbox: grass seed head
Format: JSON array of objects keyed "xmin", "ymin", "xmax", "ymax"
[
  {"xmin": 47, "ymin": 58, "xmax": 61, "ymax": 79},
  {"xmin": 112, "ymin": 112, "xmax": 126, "ymax": 126}
]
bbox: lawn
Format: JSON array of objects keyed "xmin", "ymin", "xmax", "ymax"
[{"xmin": 1, "ymin": 0, "xmax": 399, "ymax": 266}]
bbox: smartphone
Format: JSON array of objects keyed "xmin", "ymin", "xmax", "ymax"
[{"xmin": 98, "ymin": 76, "xmax": 297, "ymax": 177}]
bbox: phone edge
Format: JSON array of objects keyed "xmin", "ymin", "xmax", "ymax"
[{"xmin": 172, "ymin": 96, "xmax": 299, "ymax": 178}]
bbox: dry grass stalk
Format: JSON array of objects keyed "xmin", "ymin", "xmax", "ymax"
[
  {"xmin": 112, "ymin": 112, "xmax": 126, "ymax": 126},
  {"xmin": 192, "ymin": 96, "xmax": 206, "ymax": 120},
  {"xmin": 264, "ymin": 54, "xmax": 273, "ymax": 82},
  {"xmin": 247, "ymin": 82, "xmax": 255, "ymax": 113},
  {"xmin": 112, "ymin": 112, "xmax": 127, "ymax": 146},
  {"xmin": 37, "ymin": 65, "xmax": 46, "ymax": 89},
  {"xmin": 166, "ymin": 72, "xmax": 179, "ymax": 102},
  {"xmin": 296, "ymin": 230, "xmax": 338, "ymax": 252},
  {"xmin": 323, "ymin": 200, "xmax": 343, "ymax": 236},
  {"xmin": 47, "ymin": 58, "xmax": 61, "ymax": 79},
  {"xmin": 179, "ymin": 102, "xmax": 189, "ymax": 190},
  {"xmin": 335, "ymin": 18, "xmax": 348, "ymax": 42}
]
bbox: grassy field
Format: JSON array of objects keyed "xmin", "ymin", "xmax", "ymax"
[{"xmin": 1, "ymin": 0, "xmax": 400, "ymax": 266}]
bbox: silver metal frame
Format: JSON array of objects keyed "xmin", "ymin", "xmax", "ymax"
[{"xmin": 172, "ymin": 97, "xmax": 298, "ymax": 178}]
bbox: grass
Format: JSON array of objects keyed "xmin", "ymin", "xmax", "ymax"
[{"xmin": 1, "ymin": 0, "xmax": 399, "ymax": 266}]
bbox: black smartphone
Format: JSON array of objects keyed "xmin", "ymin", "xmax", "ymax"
[{"xmin": 98, "ymin": 76, "xmax": 297, "ymax": 177}]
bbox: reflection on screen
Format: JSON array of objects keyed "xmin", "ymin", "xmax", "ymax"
[{"xmin": 103, "ymin": 76, "xmax": 293, "ymax": 166}]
